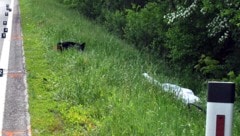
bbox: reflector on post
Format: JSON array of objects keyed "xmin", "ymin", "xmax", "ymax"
[
  {"xmin": 2, "ymin": 33, "xmax": 6, "ymax": 38},
  {"xmin": 205, "ymin": 81, "xmax": 235, "ymax": 136},
  {"xmin": 3, "ymin": 21, "xmax": 7, "ymax": 25},
  {"xmin": 0, "ymin": 69, "xmax": 3, "ymax": 77},
  {"xmin": 4, "ymin": 28, "xmax": 8, "ymax": 33}
]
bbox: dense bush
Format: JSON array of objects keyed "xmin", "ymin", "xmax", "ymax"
[
  {"xmin": 124, "ymin": 2, "xmax": 167, "ymax": 50},
  {"xmin": 103, "ymin": 10, "xmax": 126, "ymax": 37}
]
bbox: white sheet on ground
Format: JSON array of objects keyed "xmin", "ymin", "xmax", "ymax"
[{"xmin": 143, "ymin": 73, "xmax": 200, "ymax": 104}]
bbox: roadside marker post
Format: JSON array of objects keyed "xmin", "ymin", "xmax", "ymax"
[
  {"xmin": 205, "ymin": 81, "xmax": 235, "ymax": 136},
  {"xmin": 0, "ymin": 69, "xmax": 3, "ymax": 77}
]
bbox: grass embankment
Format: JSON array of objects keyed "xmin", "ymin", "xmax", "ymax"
[{"xmin": 19, "ymin": 0, "xmax": 238, "ymax": 135}]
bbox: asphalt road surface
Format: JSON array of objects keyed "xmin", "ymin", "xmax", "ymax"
[{"xmin": 0, "ymin": 0, "xmax": 31, "ymax": 135}]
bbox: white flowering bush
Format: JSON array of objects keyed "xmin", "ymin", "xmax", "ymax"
[
  {"xmin": 206, "ymin": 15, "xmax": 230, "ymax": 44},
  {"xmin": 163, "ymin": 0, "xmax": 240, "ymax": 77},
  {"xmin": 164, "ymin": 0, "xmax": 198, "ymax": 24}
]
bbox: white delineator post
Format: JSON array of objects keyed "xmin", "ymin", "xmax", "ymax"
[{"xmin": 205, "ymin": 81, "xmax": 235, "ymax": 136}]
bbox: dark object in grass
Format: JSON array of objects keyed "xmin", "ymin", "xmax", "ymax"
[
  {"xmin": 188, "ymin": 103, "xmax": 206, "ymax": 113},
  {"xmin": 56, "ymin": 41, "xmax": 85, "ymax": 52}
]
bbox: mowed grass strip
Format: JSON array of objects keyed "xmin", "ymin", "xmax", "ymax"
[{"xmin": 20, "ymin": 0, "xmax": 207, "ymax": 135}]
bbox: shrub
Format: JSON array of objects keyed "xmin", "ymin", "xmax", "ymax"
[
  {"xmin": 124, "ymin": 2, "xmax": 167, "ymax": 50},
  {"xmin": 227, "ymin": 71, "xmax": 240, "ymax": 96},
  {"xmin": 103, "ymin": 10, "xmax": 126, "ymax": 37}
]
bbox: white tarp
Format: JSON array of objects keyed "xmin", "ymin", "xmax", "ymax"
[{"xmin": 143, "ymin": 73, "xmax": 200, "ymax": 104}]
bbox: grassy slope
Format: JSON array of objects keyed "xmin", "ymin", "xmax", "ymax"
[{"xmin": 19, "ymin": 0, "xmax": 240, "ymax": 135}]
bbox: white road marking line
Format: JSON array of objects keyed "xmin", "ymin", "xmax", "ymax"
[{"xmin": 0, "ymin": 0, "xmax": 15, "ymax": 134}]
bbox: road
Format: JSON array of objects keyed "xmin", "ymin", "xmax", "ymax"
[{"xmin": 0, "ymin": 0, "xmax": 31, "ymax": 136}]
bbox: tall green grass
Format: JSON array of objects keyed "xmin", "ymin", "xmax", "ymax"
[{"xmin": 20, "ymin": 0, "xmax": 240, "ymax": 135}]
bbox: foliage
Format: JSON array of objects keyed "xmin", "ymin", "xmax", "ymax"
[
  {"xmin": 200, "ymin": 0, "xmax": 240, "ymax": 74},
  {"xmin": 194, "ymin": 55, "xmax": 223, "ymax": 78},
  {"xmin": 227, "ymin": 71, "xmax": 240, "ymax": 95},
  {"xmin": 124, "ymin": 2, "xmax": 167, "ymax": 50},
  {"xmin": 103, "ymin": 10, "xmax": 126, "ymax": 37}
]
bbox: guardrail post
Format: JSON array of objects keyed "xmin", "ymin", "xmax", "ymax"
[{"xmin": 205, "ymin": 81, "xmax": 235, "ymax": 136}]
